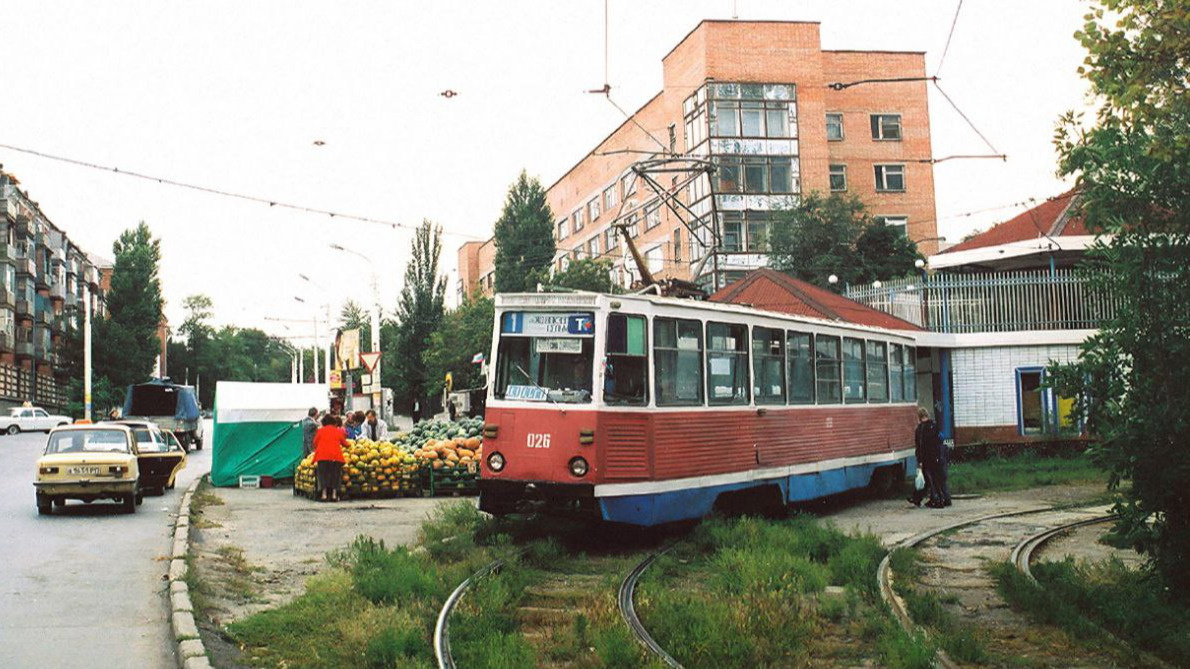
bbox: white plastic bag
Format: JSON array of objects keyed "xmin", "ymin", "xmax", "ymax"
[{"xmin": 914, "ymin": 467, "xmax": 925, "ymax": 491}]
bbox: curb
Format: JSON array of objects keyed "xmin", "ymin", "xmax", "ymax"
[{"xmin": 168, "ymin": 475, "xmax": 213, "ymax": 669}]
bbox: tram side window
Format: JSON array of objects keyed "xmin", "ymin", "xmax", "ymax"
[
  {"xmin": 889, "ymin": 344, "xmax": 904, "ymax": 402},
  {"xmin": 605, "ymin": 314, "xmax": 648, "ymax": 406},
  {"xmin": 815, "ymin": 335, "xmax": 842, "ymax": 403},
  {"xmin": 654, "ymin": 318, "xmax": 704, "ymax": 406},
  {"xmin": 904, "ymin": 346, "xmax": 917, "ymax": 401},
  {"xmin": 787, "ymin": 331, "xmax": 814, "ymax": 404},
  {"xmin": 842, "ymin": 337, "xmax": 866, "ymax": 402},
  {"xmin": 867, "ymin": 340, "xmax": 888, "ymax": 402},
  {"xmin": 707, "ymin": 321, "xmax": 750, "ymax": 405},
  {"xmin": 752, "ymin": 327, "xmax": 785, "ymax": 404}
]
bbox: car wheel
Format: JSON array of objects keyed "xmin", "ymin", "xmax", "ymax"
[
  {"xmin": 135, "ymin": 491, "xmax": 144, "ymax": 505},
  {"xmin": 36, "ymin": 494, "xmax": 52, "ymax": 515},
  {"xmin": 6, "ymin": 425, "xmax": 19, "ymax": 435},
  {"xmin": 122, "ymin": 494, "xmax": 137, "ymax": 514}
]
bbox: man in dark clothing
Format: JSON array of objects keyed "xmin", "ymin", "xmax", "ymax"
[
  {"xmin": 909, "ymin": 407, "xmax": 945, "ymax": 508},
  {"xmin": 301, "ymin": 407, "xmax": 319, "ymax": 457}
]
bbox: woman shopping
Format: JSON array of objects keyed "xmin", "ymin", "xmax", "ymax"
[{"xmin": 312, "ymin": 414, "xmax": 349, "ymax": 502}]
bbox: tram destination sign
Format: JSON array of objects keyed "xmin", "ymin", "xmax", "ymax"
[{"xmin": 502, "ymin": 312, "xmax": 595, "ymax": 337}]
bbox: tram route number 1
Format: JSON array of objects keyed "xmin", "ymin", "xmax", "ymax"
[{"xmin": 527, "ymin": 433, "xmax": 552, "ymax": 449}]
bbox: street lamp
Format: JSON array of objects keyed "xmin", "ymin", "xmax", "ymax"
[
  {"xmin": 329, "ymin": 244, "xmax": 381, "ymax": 356},
  {"xmin": 297, "ymin": 278, "xmax": 334, "ymax": 386}
]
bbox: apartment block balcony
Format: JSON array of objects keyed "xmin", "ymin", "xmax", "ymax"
[
  {"xmin": 844, "ymin": 269, "xmax": 1117, "ymax": 334},
  {"xmin": 64, "ymin": 292, "xmax": 79, "ymax": 310},
  {"xmin": 37, "ymin": 308, "xmax": 53, "ymax": 327},
  {"xmin": 0, "ymin": 244, "xmax": 14, "ymax": 264},
  {"xmin": 34, "ymin": 341, "xmax": 48, "ymax": 361},
  {"xmin": 15, "ymin": 341, "xmax": 33, "ymax": 358},
  {"xmin": 15, "ymin": 299, "xmax": 31, "ymax": 317},
  {"xmin": 0, "ymin": 287, "xmax": 14, "ymax": 309},
  {"xmin": 14, "ymin": 255, "xmax": 36, "ymax": 276},
  {"xmin": 0, "ymin": 332, "xmax": 10, "ymax": 352},
  {"xmin": 50, "ymin": 280, "xmax": 66, "ymax": 302}
]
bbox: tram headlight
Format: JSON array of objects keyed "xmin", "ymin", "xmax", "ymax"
[
  {"xmin": 487, "ymin": 452, "xmax": 506, "ymax": 472},
  {"xmin": 568, "ymin": 457, "xmax": 589, "ymax": 478}
]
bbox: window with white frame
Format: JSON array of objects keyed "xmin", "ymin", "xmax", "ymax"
[
  {"xmin": 604, "ymin": 227, "xmax": 617, "ymax": 252},
  {"xmin": 870, "ymin": 114, "xmax": 902, "ymax": 140},
  {"xmin": 644, "ymin": 245, "xmax": 663, "ymax": 274},
  {"xmin": 826, "ymin": 112, "xmax": 844, "ymax": 141},
  {"xmin": 708, "ymin": 83, "xmax": 796, "ymax": 139},
  {"xmin": 829, "ymin": 164, "xmax": 847, "ymax": 192},
  {"xmin": 557, "ymin": 218, "xmax": 569, "ymax": 240},
  {"xmin": 673, "ymin": 229, "xmax": 682, "ymax": 262},
  {"xmin": 876, "ymin": 216, "xmax": 908, "ymax": 237},
  {"xmin": 587, "ymin": 198, "xmax": 600, "ymax": 223},
  {"xmin": 874, "ymin": 164, "xmax": 906, "ymax": 192},
  {"xmin": 572, "ymin": 209, "xmax": 583, "ymax": 232},
  {"xmin": 621, "ymin": 173, "xmax": 637, "ymax": 199},
  {"xmin": 603, "ymin": 186, "xmax": 616, "ymax": 212},
  {"xmin": 625, "ymin": 213, "xmax": 639, "ymax": 238},
  {"xmin": 644, "ymin": 204, "xmax": 661, "ymax": 231},
  {"xmin": 588, "ymin": 236, "xmax": 599, "ymax": 258},
  {"xmin": 713, "ymin": 156, "xmax": 796, "ymax": 194}
]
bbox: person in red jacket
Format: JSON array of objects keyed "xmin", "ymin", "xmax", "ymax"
[{"xmin": 312, "ymin": 414, "xmax": 348, "ymax": 502}]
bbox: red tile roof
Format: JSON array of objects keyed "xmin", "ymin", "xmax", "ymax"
[
  {"xmin": 943, "ymin": 191, "xmax": 1085, "ymax": 254},
  {"xmin": 708, "ymin": 268, "xmax": 923, "ymax": 331}
]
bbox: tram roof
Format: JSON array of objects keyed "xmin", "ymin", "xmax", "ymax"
[{"xmin": 495, "ymin": 269, "xmax": 922, "ymax": 336}]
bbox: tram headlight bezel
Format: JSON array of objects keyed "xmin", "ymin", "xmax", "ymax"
[
  {"xmin": 568, "ymin": 457, "xmax": 589, "ymax": 478},
  {"xmin": 487, "ymin": 452, "xmax": 506, "ymax": 472}
]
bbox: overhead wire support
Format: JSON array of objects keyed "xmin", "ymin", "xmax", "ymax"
[
  {"xmin": 917, "ymin": 154, "xmax": 1006, "ymax": 164},
  {"xmin": 827, "ymin": 76, "xmax": 937, "ymax": 91},
  {"xmin": 0, "ymin": 141, "xmax": 485, "ymax": 240},
  {"xmin": 930, "ymin": 80, "xmax": 1003, "ymax": 157}
]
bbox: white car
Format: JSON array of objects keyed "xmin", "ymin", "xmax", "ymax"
[{"xmin": 1, "ymin": 407, "xmax": 73, "ymax": 435}]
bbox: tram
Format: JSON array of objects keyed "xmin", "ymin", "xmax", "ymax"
[{"xmin": 477, "ymin": 290, "xmax": 920, "ymax": 526}]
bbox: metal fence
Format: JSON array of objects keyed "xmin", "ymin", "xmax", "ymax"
[{"xmin": 845, "ymin": 270, "xmax": 1118, "ymax": 333}]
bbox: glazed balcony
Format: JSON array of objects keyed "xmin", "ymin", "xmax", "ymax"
[{"xmin": 844, "ymin": 269, "xmax": 1118, "ymax": 334}]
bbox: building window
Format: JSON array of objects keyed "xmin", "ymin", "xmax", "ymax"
[
  {"xmin": 714, "ymin": 156, "xmax": 795, "ymax": 194},
  {"xmin": 722, "ymin": 215, "xmax": 742, "ymax": 252},
  {"xmin": 708, "ymin": 83, "xmax": 797, "ymax": 139},
  {"xmin": 752, "ymin": 327, "xmax": 785, "ymax": 404},
  {"xmin": 587, "ymin": 198, "xmax": 600, "ymax": 223},
  {"xmin": 588, "ymin": 237, "xmax": 600, "ymax": 258},
  {"xmin": 673, "ymin": 229, "xmax": 682, "ymax": 262},
  {"xmin": 717, "ymin": 212, "xmax": 772, "ymax": 253},
  {"xmin": 842, "ymin": 337, "xmax": 866, "ymax": 402},
  {"xmin": 622, "ymin": 173, "xmax": 637, "ymax": 199},
  {"xmin": 829, "ymin": 164, "xmax": 847, "ymax": 192},
  {"xmin": 603, "ymin": 186, "xmax": 617, "ymax": 212},
  {"xmin": 557, "ymin": 218, "xmax": 569, "ymax": 240},
  {"xmin": 572, "ymin": 210, "xmax": 583, "ymax": 232},
  {"xmin": 605, "ymin": 227, "xmax": 617, "ymax": 252},
  {"xmin": 645, "ymin": 246, "xmax": 663, "ymax": 274},
  {"xmin": 654, "ymin": 317, "xmax": 703, "ymax": 406},
  {"xmin": 876, "ymin": 216, "xmax": 908, "ymax": 237},
  {"xmin": 870, "ymin": 114, "xmax": 902, "ymax": 140},
  {"xmin": 625, "ymin": 213, "xmax": 639, "ymax": 238},
  {"xmin": 815, "ymin": 335, "xmax": 841, "ymax": 403},
  {"xmin": 645, "ymin": 204, "xmax": 661, "ymax": 231},
  {"xmin": 706, "ymin": 321, "xmax": 749, "ymax": 405},
  {"xmin": 874, "ymin": 164, "xmax": 906, "ymax": 192},
  {"xmin": 826, "ymin": 112, "xmax": 844, "ymax": 141}
]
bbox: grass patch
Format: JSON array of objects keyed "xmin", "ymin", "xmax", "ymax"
[
  {"xmin": 212, "ymin": 545, "xmax": 265, "ymax": 603},
  {"xmin": 228, "ymin": 504, "xmax": 516, "ymax": 669},
  {"xmin": 947, "ymin": 451, "xmax": 1103, "ymax": 494},
  {"xmin": 993, "ymin": 558, "xmax": 1190, "ymax": 666},
  {"xmin": 638, "ymin": 514, "xmax": 926, "ymax": 668}
]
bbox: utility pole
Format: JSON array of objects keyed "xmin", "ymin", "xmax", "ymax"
[{"xmin": 83, "ymin": 286, "xmax": 92, "ymax": 421}]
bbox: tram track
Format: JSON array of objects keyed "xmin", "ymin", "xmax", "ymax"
[
  {"xmin": 879, "ymin": 504, "xmax": 1163, "ymax": 669},
  {"xmin": 618, "ymin": 546, "xmax": 684, "ymax": 669}
]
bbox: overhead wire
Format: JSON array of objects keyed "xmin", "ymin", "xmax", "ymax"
[
  {"xmin": 0, "ymin": 141, "xmax": 486, "ymax": 240},
  {"xmin": 930, "ymin": 81, "xmax": 1004, "ymax": 157},
  {"xmin": 936, "ymin": 0, "xmax": 964, "ymax": 77}
]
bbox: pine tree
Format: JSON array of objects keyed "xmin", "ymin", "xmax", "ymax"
[
  {"xmin": 93, "ymin": 222, "xmax": 164, "ymax": 392},
  {"xmin": 493, "ymin": 171, "xmax": 556, "ymax": 293},
  {"xmin": 390, "ymin": 220, "xmax": 446, "ymax": 415}
]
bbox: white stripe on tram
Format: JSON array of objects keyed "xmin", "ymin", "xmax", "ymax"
[{"xmin": 593, "ymin": 448, "xmax": 916, "ymax": 498}]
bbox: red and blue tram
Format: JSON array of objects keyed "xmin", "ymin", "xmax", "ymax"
[{"xmin": 478, "ymin": 292, "xmax": 920, "ymax": 526}]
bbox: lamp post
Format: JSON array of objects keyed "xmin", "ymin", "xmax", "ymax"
[{"xmin": 329, "ymin": 244, "xmax": 382, "ymax": 407}]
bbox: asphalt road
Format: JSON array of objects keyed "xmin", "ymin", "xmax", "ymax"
[{"xmin": 0, "ymin": 421, "xmax": 212, "ymax": 669}]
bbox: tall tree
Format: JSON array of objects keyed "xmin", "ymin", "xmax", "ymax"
[
  {"xmin": 422, "ymin": 294, "xmax": 494, "ymax": 400},
  {"xmin": 339, "ymin": 298, "xmax": 372, "ymax": 350},
  {"xmin": 1048, "ymin": 0, "xmax": 1190, "ymax": 602},
  {"xmin": 768, "ymin": 193, "xmax": 921, "ymax": 290},
  {"xmin": 390, "ymin": 220, "xmax": 447, "ymax": 414},
  {"xmin": 493, "ymin": 170, "xmax": 556, "ymax": 293},
  {"xmin": 94, "ymin": 222, "xmax": 164, "ymax": 391}
]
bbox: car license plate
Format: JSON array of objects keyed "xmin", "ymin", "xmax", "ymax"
[{"xmin": 68, "ymin": 466, "xmax": 101, "ymax": 476}]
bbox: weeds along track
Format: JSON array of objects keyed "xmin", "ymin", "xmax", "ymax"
[
  {"xmin": 435, "ymin": 526, "xmax": 678, "ymax": 669},
  {"xmin": 880, "ymin": 504, "xmax": 1147, "ymax": 669}
]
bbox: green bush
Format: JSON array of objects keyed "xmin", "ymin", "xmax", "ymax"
[
  {"xmin": 346, "ymin": 537, "xmax": 444, "ymax": 605},
  {"xmin": 363, "ymin": 625, "xmax": 428, "ymax": 668}
]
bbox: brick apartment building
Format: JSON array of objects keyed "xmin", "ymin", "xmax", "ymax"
[
  {"xmin": 459, "ymin": 20, "xmax": 938, "ymax": 298},
  {"xmin": 0, "ymin": 168, "xmax": 110, "ymax": 411}
]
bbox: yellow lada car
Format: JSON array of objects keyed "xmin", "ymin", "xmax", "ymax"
[
  {"xmin": 34, "ymin": 424, "xmax": 143, "ymax": 515},
  {"xmin": 107, "ymin": 420, "xmax": 187, "ymax": 495}
]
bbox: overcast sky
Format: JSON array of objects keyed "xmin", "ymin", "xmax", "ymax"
[{"xmin": 0, "ymin": 1, "xmax": 1091, "ymax": 344}]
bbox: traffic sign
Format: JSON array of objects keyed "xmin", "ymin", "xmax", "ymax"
[{"xmin": 360, "ymin": 352, "xmax": 382, "ymax": 372}]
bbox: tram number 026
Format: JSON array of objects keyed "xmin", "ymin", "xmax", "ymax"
[{"xmin": 526, "ymin": 433, "xmax": 552, "ymax": 449}]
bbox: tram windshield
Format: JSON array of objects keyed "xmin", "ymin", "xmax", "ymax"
[{"xmin": 494, "ymin": 311, "xmax": 595, "ymax": 403}]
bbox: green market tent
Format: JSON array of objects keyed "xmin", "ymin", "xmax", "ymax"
[{"xmin": 211, "ymin": 381, "xmax": 328, "ymax": 487}]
